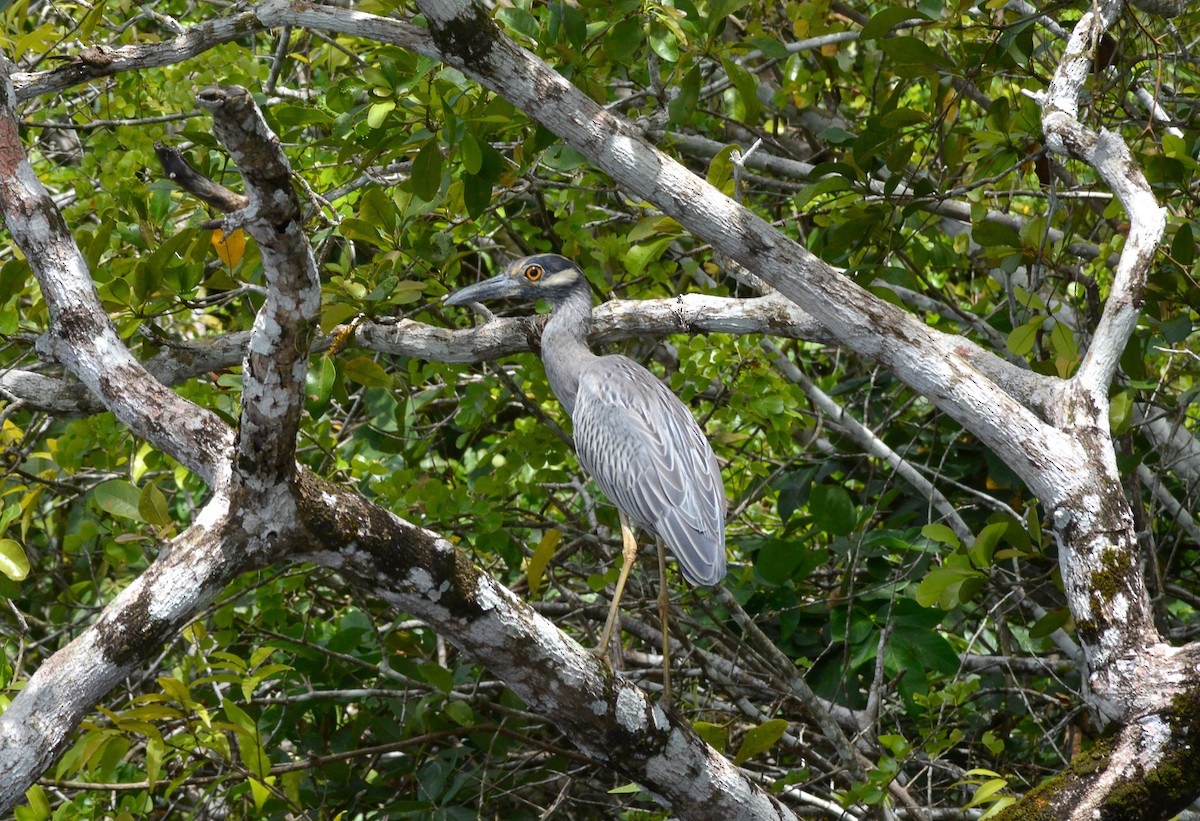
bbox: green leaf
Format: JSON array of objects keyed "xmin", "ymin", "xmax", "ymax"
[
  {"xmin": 444, "ymin": 699, "xmax": 475, "ymax": 726},
  {"xmin": 412, "ymin": 139, "xmax": 444, "ymax": 202},
  {"xmin": 921, "ymin": 522, "xmax": 960, "ymax": 549},
  {"xmin": 706, "ymin": 0, "xmax": 747, "ymax": 34},
  {"xmin": 16, "ymin": 785, "xmax": 50, "ymax": 821},
  {"xmin": 306, "ymin": 355, "xmax": 337, "ymax": 417},
  {"xmin": 628, "ymin": 215, "xmax": 664, "ymax": 243},
  {"xmin": 1049, "ymin": 320, "xmax": 1077, "ymax": 361},
  {"xmin": 460, "ymin": 131, "xmax": 483, "ymax": 175},
  {"xmin": 981, "ymin": 797, "xmax": 1017, "ymax": 819},
  {"xmin": 880, "ymin": 36, "xmax": 943, "ymax": 66},
  {"xmin": 367, "ymin": 100, "xmax": 395, "ymax": 128},
  {"xmin": 733, "ymin": 718, "xmax": 788, "ymax": 764},
  {"xmin": 146, "ymin": 733, "xmax": 164, "ymax": 788},
  {"xmin": 649, "ymin": 23, "xmax": 680, "ymax": 62},
  {"xmin": 78, "ymin": 0, "xmax": 110, "ymax": 40},
  {"xmin": 721, "ymin": 57, "xmax": 760, "ymax": 125},
  {"xmin": 746, "ymin": 36, "xmax": 787, "ymax": 59},
  {"xmin": 464, "ymin": 173, "xmax": 494, "ymax": 219},
  {"xmin": 915, "ymin": 566, "xmax": 972, "ymax": 609},
  {"xmin": 1161, "ymin": 314, "xmax": 1192, "ymax": 344},
  {"xmin": 342, "ymin": 355, "xmax": 392, "ymax": 388},
  {"xmin": 794, "ymin": 175, "xmax": 851, "ymax": 209},
  {"xmin": 138, "ymin": 483, "xmax": 171, "ymax": 528},
  {"xmin": 860, "ymin": 7, "xmax": 929, "ymax": 40},
  {"xmin": 0, "ymin": 539, "xmax": 29, "ymax": 581},
  {"xmin": 223, "ymin": 699, "xmax": 270, "ymax": 778},
  {"xmin": 623, "ymin": 236, "xmax": 673, "ymax": 275},
  {"xmin": 810, "ymin": 484, "xmax": 855, "ymax": 536},
  {"xmin": 968, "ymin": 522, "xmax": 1008, "ymax": 569},
  {"xmin": 668, "ymin": 65, "xmax": 700, "ymax": 125},
  {"xmin": 1028, "ymin": 607, "xmax": 1070, "ymax": 639},
  {"xmin": 419, "ymin": 662, "xmax": 454, "ymax": 693},
  {"xmin": 890, "ymin": 622, "xmax": 958, "ymax": 676},
  {"xmin": 1007, "ymin": 318, "xmax": 1041, "ymax": 357},
  {"xmin": 965, "ymin": 777, "xmax": 1010, "ymax": 808},
  {"xmin": 705, "ymin": 144, "xmax": 740, "ymax": 192},
  {"xmin": 1109, "ymin": 389, "xmax": 1133, "ymax": 434},
  {"xmin": 693, "ymin": 720, "xmax": 728, "ymax": 753},
  {"xmin": 249, "ymin": 777, "xmax": 272, "ymax": 812},
  {"xmin": 751, "ymin": 540, "xmax": 795, "ymax": 587},
  {"xmin": 879, "ymin": 108, "xmax": 927, "ymax": 128},
  {"xmin": 608, "ymin": 783, "xmax": 643, "ymax": 795},
  {"xmin": 1172, "ymin": 223, "xmax": 1194, "ymax": 265},
  {"xmin": 94, "ymin": 480, "xmax": 145, "ymax": 522},
  {"xmin": 973, "ymin": 220, "xmax": 1021, "ymax": 249},
  {"xmin": 358, "ymin": 186, "xmax": 397, "ymax": 234},
  {"xmin": 605, "ymin": 17, "xmax": 643, "ymax": 62},
  {"xmin": 496, "ymin": 6, "xmax": 538, "ymax": 38}
]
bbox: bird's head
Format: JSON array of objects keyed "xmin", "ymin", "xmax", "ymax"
[{"xmin": 444, "ymin": 254, "xmax": 586, "ymax": 308}]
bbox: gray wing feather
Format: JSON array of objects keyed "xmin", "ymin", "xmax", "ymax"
[{"xmin": 572, "ymin": 356, "xmax": 726, "ymax": 586}]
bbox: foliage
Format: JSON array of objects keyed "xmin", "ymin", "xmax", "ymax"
[{"xmin": 1, "ymin": 0, "xmax": 1199, "ymax": 818}]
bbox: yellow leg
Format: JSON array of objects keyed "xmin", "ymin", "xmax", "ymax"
[
  {"xmin": 596, "ymin": 512, "xmax": 639, "ymax": 662},
  {"xmin": 657, "ymin": 537, "xmax": 672, "ymax": 708}
]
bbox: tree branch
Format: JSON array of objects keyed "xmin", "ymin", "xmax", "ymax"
[
  {"xmin": 197, "ymin": 85, "xmax": 319, "ymax": 488},
  {"xmin": 0, "ymin": 58, "xmax": 233, "ymax": 486}
]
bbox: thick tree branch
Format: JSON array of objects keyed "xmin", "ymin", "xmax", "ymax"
[
  {"xmin": 291, "ymin": 474, "xmax": 797, "ymax": 820},
  {"xmin": 0, "ymin": 497, "xmax": 253, "ymax": 811},
  {"xmin": 1041, "ymin": 0, "xmax": 1165, "ymax": 397},
  {"xmin": 0, "ymin": 292, "xmax": 826, "ymax": 414},
  {"xmin": 10, "ymin": 14, "xmax": 267, "ymax": 101},
  {"xmin": 198, "ymin": 85, "xmax": 319, "ymax": 487}
]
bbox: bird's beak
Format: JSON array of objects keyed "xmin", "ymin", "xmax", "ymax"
[{"xmin": 444, "ymin": 273, "xmax": 522, "ymax": 307}]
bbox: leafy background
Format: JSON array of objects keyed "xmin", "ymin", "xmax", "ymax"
[{"xmin": 2, "ymin": 0, "xmax": 1199, "ymax": 818}]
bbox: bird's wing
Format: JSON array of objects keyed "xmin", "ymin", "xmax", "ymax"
[{"xmin": 572, "ymin": 356, "xmax": 726, "ymax": 586}]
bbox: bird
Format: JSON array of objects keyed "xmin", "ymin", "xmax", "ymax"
[{"xmin": 444, "ymin": 253, "xmax": 727, "ymax": 703}]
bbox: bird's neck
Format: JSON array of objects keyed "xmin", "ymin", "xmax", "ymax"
[{"xmin": 540, "ymin": 281, "xmax": 595, "ymax": 419}]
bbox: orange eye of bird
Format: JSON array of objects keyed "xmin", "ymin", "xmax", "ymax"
[{"xmin": 524, "ymin": 264, "xmax": 544, "ymax": 281}]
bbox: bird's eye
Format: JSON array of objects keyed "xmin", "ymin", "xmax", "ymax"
[{"xmin": 524, "ymin": 264, "xmax": 544, "ymax": 282}]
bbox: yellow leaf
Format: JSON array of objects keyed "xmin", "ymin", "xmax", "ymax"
[
  {"xmin": 212, "ymin": 229, "xmax": 246, "ymax": 268},
  {"xmin": 1, "ymin": 418, "xmax": 22, "ymax": 445},
  {"xmin": 526, "ymin": 529, "xmax": 562, "ymax": 596}
]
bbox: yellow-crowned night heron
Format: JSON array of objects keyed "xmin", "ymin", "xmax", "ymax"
[{"xmin": 445, "ymin": 254, "xmax": 727, "ymax": 701}]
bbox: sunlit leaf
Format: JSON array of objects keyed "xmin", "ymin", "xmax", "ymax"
[
  {"xmin": 526, "ymin": 528, "xmax": 562, "ymax": 596},
  {"xmin": 211, "ymin": 228, "xmax": 245, "ymax": 269},
  {"xmin": 0, "ymin": 538, "xmax": 29, "ymax": 581}
]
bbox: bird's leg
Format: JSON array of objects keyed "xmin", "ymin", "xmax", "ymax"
[
  {"xmin": 596, "ymin": 512, "xmax": 639, "ymax": 663},
  {"xmin": 657, "ymin": 537, "xmax": 672, "ymax": 708}
]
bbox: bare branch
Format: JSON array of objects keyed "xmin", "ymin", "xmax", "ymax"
[
  {"xmin": 0, "ymin": 497, "xmax": 251, "ymax": 811},
  {"xmin": 1041, "ymin": 0, "xmax": 1166, "ymax": 396},
  {"xmin": 11, "ymin": 14, "xmax": 267, "ymax": 101},
  {"xmin": 197, "ymin": 85, "xmax": 319, "ymax": 487},
  {"xmin": 154, "ymin": 143, "xmax": 249, "ymax": 213}
]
